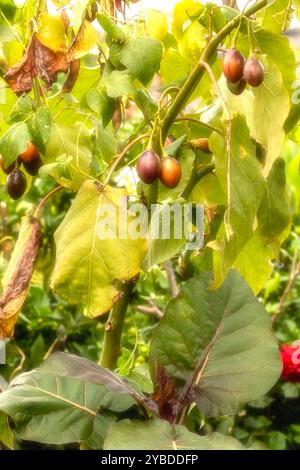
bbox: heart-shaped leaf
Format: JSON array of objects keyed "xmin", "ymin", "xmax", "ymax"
[
  {"xmin": 104, "ymin": 418, "xmax": 244, "ymax": 450},
  {"xmin": 149, "ymin": 270, "xmax": 281, "ymax": 417}
]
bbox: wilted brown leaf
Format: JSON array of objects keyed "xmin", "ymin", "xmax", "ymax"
[
  {"xmin": 0, "ymin": 216, "xmax": 41, "ymax": 339},
  {"xmin": 5, "ymin": 34, "xmax": 69, "ymax": 94}
]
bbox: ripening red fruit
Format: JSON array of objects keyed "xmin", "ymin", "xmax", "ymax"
[
  {"xmin": 243, "ymin": 58, "xmax": 264, "ymax": 87},
  {"xmin": 23, "ymin": 155, "xmax": 43, "ymax": 176},
  {"xmin": 136, "ymin": 150, "xmax": 161, "ymax": 184},
  {"xmin": 226, "ymin": 78, "xmax": 247, "ymax": 96},
  {"xmin": 19, "ymin": 142, "xmax": 39, "ymax": 163},
  {"xmin": 222, "ymin": 48, "xmax": 245, "ymax": 83},
  {"xmin": 7, "ymin": 169, "xmax": 27, "ymax": 200},
  {"xmin": 0, "ymin": 154, "xmax": 15, "ymax": 174},
  {"xmin": 280, "ymin": 344, "xmax": 300, "ymax": 383},
  {"xmin": 159, "ymin": 157, "xmax": 182, "ymax": 189}
]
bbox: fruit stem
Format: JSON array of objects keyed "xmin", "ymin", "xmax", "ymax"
[
  {"xmin": 103, "ymin": 132, "xmax": 150, "ymax": 186},
  {"xmin": 161, "ymin": 0, "xmax": 268, "ymax": 142},
  {"xmin": 180, "ymin": 163, "xmax": 215, "ymax": 200},
  {"xmin": 99, "ymin": 280, "xmax": 135, "ymax": 369},
  {"xmin": 34, "ymin": 186, "xmax": 64, "ymax": 218}
]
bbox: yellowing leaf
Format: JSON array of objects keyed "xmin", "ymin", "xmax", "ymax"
[
  {"xmin": 178, "ymin": 21, "xmax": 206, "ymax": 63},
  {"xmin": 36, "ymin": 14, "xmax": 67, "ymax": 52},
  {"xmin": 146, "ymin": 9, "xmax": 168, "ymax": 41},
  {"xmin": 0, "ymin": 216, "xmax": 41, "ymax": 339},
  {"xmin": 69, "ymin": 20, "xmax": 98, "ymax": 60},
  {"xmin": 51, "ymin": 182, "xmax": 147, "ymax": 317},
  {"xmin": 173, "ymin": 0, "xmax": 203, "ymax": 40}
]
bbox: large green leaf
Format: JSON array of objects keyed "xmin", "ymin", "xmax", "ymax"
[
  {"xmin": 51, "ymin": 182, "xmax": 147, "ymax": 317},
  {"xmin": 104, "ymin": 419, "xmax": 244, "ymax": 450},
  {"xmin": 149, "ymin": 270, "xmax": 281, "ymax": 417},
  {"xmin": 210, "ymin": 115, "xmax": 265, "ymax": 270},
  {"xmin": 257, "ymin": 158, "xmax": 291, "ymax": 239},
  {"xmin": 120, "ymin": 37, "xmax": 163, "ymax": 86},
  {"xmin": 0, "ymin": 354, "xmax": 135, "ymax": 446},
  {"xmin": 258, "ymin": 0, "xmax": 290, "ymax": 33}
]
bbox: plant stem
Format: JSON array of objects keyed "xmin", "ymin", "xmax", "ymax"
[
  {"xmin": 181, "ymin": 163, "xmax": 215, "ymax": 200},
  {"xmin": 161, "ymin": 0, "xmax": 268, "ymax": 141},
  {"xmin": 34, "ymin": 186, "xmax": 63, "ymax": 218},
  {"xmin": 100, "ymin": 281, "xmax": 135, "ymax": 369}
]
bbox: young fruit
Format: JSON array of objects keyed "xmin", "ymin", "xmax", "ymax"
[
  {"xmin": 19, "ymin": 142, "xmax": 39, "ymax": 163},
  {"xmin": 23, "ymin": 155, "xmax": 43, "ymax": 176},
  {"xmin": 222, "ymin": 49, "xmax": 245, "ymax": 83},
  {"xmin": 0, "ymin": 154, "xmax": 15, "ymax": 174},
  {"xmin": 159, "ymin": 156, "xmax": 182, "ymax": 189},
  {"xmin": 226, "ymin": 78, "xmax": 247, "ymax": 95},
  {"xmin": 7, "ymin": 169, "xmax": 27, "ymax": 200},
  {"xmin": 243, "ymin": 58, "xmax": 264, "ymax": 87},
  {"xmin": 136, "ymin": 150, "xmax": 161, "ymax": 184}
]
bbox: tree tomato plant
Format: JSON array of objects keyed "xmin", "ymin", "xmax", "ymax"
[{"xmin": 0, "ymin": 0, "xmax": 299, "ymax": 451}]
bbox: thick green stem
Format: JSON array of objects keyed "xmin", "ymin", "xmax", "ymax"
[
  {"xmin": 99, "ymin": 281, "xmax": 134, "ymax": 369},
  {"xmin": 181, "ymin": 163, "xmax": 215, "ymax": 200},
  {"xmin": 161, "ymin": 0, "xmax": 268, "ymax": 141}
]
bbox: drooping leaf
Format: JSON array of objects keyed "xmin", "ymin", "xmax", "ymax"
[
  {"xmin": 0, "ymin": 216, "xmax": 41, "ymax": 339},
  {"xmin": 104, "ymin": 419, "xmax": 244, "ymax": 450},
  {"xmin": 119, "ymin": 37, "xmax": 163, "ymax": 86},
  {"xmin": 51, "ymin": 182, "xmax": 148, "ymax": 317},
  {"xmin": 5, "ymin": 35, "xmax": 69, "ymax": 94},
  {"xmin": 257, "ymin": 158, "xmax": 291, "ymax": 239},
  {"xmin": 149, "ymin": 270, "xmax": 282, "ymax": 417},
  {"xmin": 0, "ymin": 355, "xmax": 135, "ymax": 446}
]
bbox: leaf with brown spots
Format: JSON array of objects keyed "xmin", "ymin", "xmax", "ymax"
[
  {"xmin": 5, "ymin": 35, "xmax": 69, "ymax": 94},
  {"xmin": 0, "ymin": 216, "xmax": 41, "ymax": 339}
]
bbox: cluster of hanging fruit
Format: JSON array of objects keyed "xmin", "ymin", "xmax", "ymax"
[
  {"xmin": 0, "ymin": 142, "xmax": 42, "ymax": 200},
  {"xmin": 136, "ymin": 150, "xmax": 182, "ymax": 189},
  {"xmin": 222, "ymin": 48, "xmax": 264, "ymax": 95}
]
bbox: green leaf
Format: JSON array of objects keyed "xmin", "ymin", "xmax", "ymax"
[
  {"xmin": 232, "ymin": 233, "xmax": 279, "ymax": 294},
  {"xmin": 0, "ymin": 122, "xmax": 32, "ymax": 167},
  {"xmin": 258, "ymin": 0, "xmax": 290, "ymax": 33},
  {"xmin": 173, "ymin": 0, "xmax": 204, "ymax": 40},
  {"xmin": 104, "ymin": 419, "xmax": 244, "ymax": 450},
  {"xmin": 120, "ymin": 37, "xmax": 163, "ymax": 86},
  {"xmin": 94, "ymin": 126, "xmax": 117, "ymax": 163},
  {"xmin": 29, "ymin": 107, "xmax": 53, "ymax": 153},
  {"xmin": 178, "ymin": 21, "xmax": 206, "ymax": 63},
  {"xmin": 238, "ymin": 30, "xmax": 296, "ymax": 92},
  {"xmin": 97, "ymin": 13, "xmax": 126, "ymax": 43},
  {"xmin": 102, "ymin": 70, "xmax": 136, "ymax": 98},
  {"xmin": 149, "ymin": 270, "xmax": 281, "ymax": 417},
  {"xmin": 143, "ymin": 203, "xmax": 188, "ymax": 270},
  {"xmin": 0, "ymin": 412, "xmax": 13, "ymax": 449},
  {"xmin": 0, "ymin": 354, "xmax": 134, "ymax": 446},
  {"xmin": 210, "ymin": 115, "xmax": 265, "ymax": 270},
  {"xmin": 8, "ymin": 94, "xmax": 34, "ymax": 123},
  {"xmin": 251, "ymin": 59, "xmax": 290, "ymax": 172},
  {"xmin": 257, "ymin": 158, "xmax": 291, "ymax": 239},
  {"xmin": 146, "ymin": 9, "xmax": 168, "ymax": 41},
  {"xmin": 51, "ymin": 182, "xmax": 148, "ymax": 317},
  {"xmin": 44, "ymin": 123, "xmax": 92, "ymax": 190}
]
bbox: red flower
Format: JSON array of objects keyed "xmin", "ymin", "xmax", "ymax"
[{"xmin": 280, "ymin": 343, "xmax": 300, "ymax": 383}]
